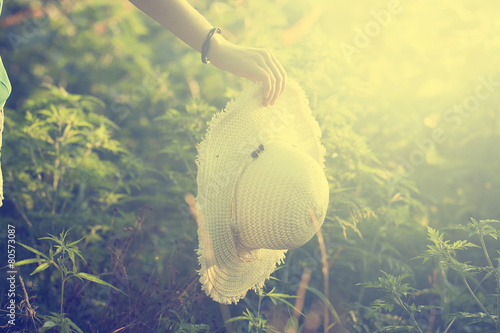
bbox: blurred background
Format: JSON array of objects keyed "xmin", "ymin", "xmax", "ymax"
[{"xmin": 0, "ymin": 0, "xmax": 499, "ymax": 332}]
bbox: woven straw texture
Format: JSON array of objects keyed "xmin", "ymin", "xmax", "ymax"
[
  {"xmin": 235, "ymin": 140, "xmax": 329, "ymax": 250},
  {"xmin": 196, "ymin": 79, "xmax": 328, "ymax": 304}
]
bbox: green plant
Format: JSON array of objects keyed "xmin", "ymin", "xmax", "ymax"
[
  {"xmin": 3, "ymin": 85, "xmax": 142, "ymax": 229},
  {"xmin": 363, "ymin": 271, "xmax": 442, "ymax": 333},
  {"xmin": 158, "ymin": 310, "xmax": 210, "ymax": 333},
  {"xmin": 2, "ymin": 0, "xmax": 500, "ymax": 331},
  {"xmin": 37, "ymin": 312, "xmax": 83, "ymax": 333},
  {"xmin": 364, "ymin": 218, "xmax": 500, "ymax": 333},
  {"xmin": 15, "ymin": 228, "xmax": 124, "ymax": 332},
  {"xmin": 420, "ymin": 219, "xmax": 500, "ymax": 332},
  {"xmin": 227, "ymin": 287, "xmax": 299, "ymax": 333}
]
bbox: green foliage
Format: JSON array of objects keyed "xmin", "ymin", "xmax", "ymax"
[
  {"xmin": 3, "ymin": 85, "xmax": 143, "ymax": 229},
  {"xmin": 15, "ymin": 228, "xmax": 124, "ymax": 332},
  {"xmin": 40, "ymin": 313, "xmax": 83, "ymax": 333},
  {"xmin": 364, "ymin": 271, "xmax": 427, "ymax": 333},
  {"xmin": 226, "ymin": 287, "xmax": 299, "ymax": 333},
  {"xmin": 365, "ymin": 219, "xmax": 500, "ymax": 332},
  {"xmin": 227, "ymin": 308, "xmax": 280, "ymax": 333},
  {"xmin": 419, "ymin": 227, "xmax": 479, "ymax": 274},
  {"xmin": 1, "ymin": 0, "xmax": 499, "ymax": 331},
  {"xmin": 420, "ymin": 219, "xmax": 500, "ymax": 331},
  {"xmin": 158, "ymin": 310, "xmax": 210, "ymax": 333}
]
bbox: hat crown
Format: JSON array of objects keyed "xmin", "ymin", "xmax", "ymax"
[{"xmin": 234, "ymin": 140, "xmax": 329, "ymax": 251}]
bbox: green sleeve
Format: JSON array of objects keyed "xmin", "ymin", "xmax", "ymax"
[
  {"xmin": 0, "ymin": 0, "xmax": 8, "ymax": 207},
  {"xmin": 0, "ymin": 56, "xmax": 11, "ymax": 107},
  {"xmin": 0, "ymin": 0, "xmax": 11, "ymax": 106}
]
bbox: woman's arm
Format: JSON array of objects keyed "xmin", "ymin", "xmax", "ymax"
[{"xmin": 129, "ymin": 0, "xmax": 286, "ymax": 106}]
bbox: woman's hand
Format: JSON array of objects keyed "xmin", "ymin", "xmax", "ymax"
[
  {"xmin": 129, "ymin": 0, "xmax": 286, "ymax": 106},
  {"xmin": 208, "ymin": 35, "xmax": 286, "ymax": 107}
]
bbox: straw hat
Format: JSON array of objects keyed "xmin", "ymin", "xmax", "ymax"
[{"xmin": 195, "ymin": 79, "xmax": 329, "ymax": 304}]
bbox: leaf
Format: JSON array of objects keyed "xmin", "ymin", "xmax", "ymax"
[
  {"xmin": 273, "ymin": 297, "xmax": 302, "ymax": 316},
  {"xmin": 450, "ymin": 240, "xmax": 479, "ymax": 250},
  {"xmin": 42, "ymin": 321, "xmax": 57, "ymax": 328},
  {"xmin": 67, "ymin": 237, "xmax": 85, "ymax": 247},
  {"xmin": 18, "ymin": 242, "xmax": 49, "ymax": 260},
  {"xmin": 52, "ymin": 260, "xmax": 61, "ymax": 272},
  {"xmin": 54, "ymin": 246, "xmax": 63, "ymax": 257},
  {"xmin": 41, "ymin": 320, "xmax": 58, "ymax": 333},
  {"xmin": 39, "ymin": 234, "xmax": 61, "ymax": 245},
  {"xmin": 306, "ymin": 286, "xmax": 342, "ymax": 324},
  {"xmin": 452, "ymin": 311, "xmax": 497, "ymax": 324},
  {"xmin": 66, "ymin": 317, "xmax": 84, "ymax": 333},
  {"xmin": 225, "ymin": 315, "xmax": 249, "ymax": 324},
  {"xmin": 417, "ymin": 305, "xmax": 443, "ymax": 311},
  {"xmin": 71, "ymin": 248, "xmax": 87, "ymax": 265},
  {"xmin": 31, "ymin": 262, "xmax": 51, "ymax": 275},
  {"xmin": 366, "ymin": 299, "xmax": 394, "ymax": 318},
  {"xmin": 61, "ymin": 318, "xmax": 71, "ymax": 333},
  {"xmin": 390, "ymin": 192, "xmax": 402, "ymax": 203},
  {"xmin": 14, "ymin": 258, "xmax": 47, "ymax": 266},
  {"xmin": 68, "ymin": 250, "xmax": 77, "ymax": 273},
  {"xmin": 375, "ymin": 326, "xmax": 416, "ymax": 332},
  {"xmin": 75, "ymin": 273, "xmax": 126, "ymax": 295},
  {"xmin": 265, "ymin": 287, "xmax": 299, "ymax": 311},
  {"xmin": 284, "ymin": 317, "xmax": 299, "ymax": 332},
  {"xmin": 266, "ymin": 291, "xmax": 297, "ymax": 299}
]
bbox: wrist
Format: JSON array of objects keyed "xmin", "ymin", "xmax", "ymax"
[
  {"xmin": 201, "ymin": 27, "xmax": 222, "ymax": 64},
  {"xmin": 207, "ymin": 33, "xmax": 234, "ymax": 67}
]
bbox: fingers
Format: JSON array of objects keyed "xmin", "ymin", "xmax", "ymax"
[
  {"xmin": 263, "ymin": 50, "xmax": 286, "ymax": 106},
  {"xmin": 210, "ymin": 39, "xmax": 286, "ymax": 107},
  {"xmin": 251, "ymin": 65, "xmax": 272, "ymax": 105},
  {"xmin": 255, "ymin": 50, "xmax": 286, "ymax": 107}
]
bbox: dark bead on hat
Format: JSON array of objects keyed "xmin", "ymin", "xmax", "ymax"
[{"xmin": 251, "ymin": 151, "xmax": 259, "ymax": 158}]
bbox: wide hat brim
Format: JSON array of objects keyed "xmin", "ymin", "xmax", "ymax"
[{"xmin": 195, "ymin": 79, "xmax": 326, "ymax": 304}]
